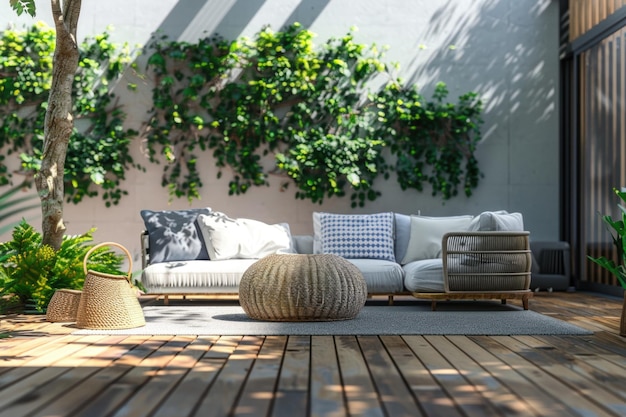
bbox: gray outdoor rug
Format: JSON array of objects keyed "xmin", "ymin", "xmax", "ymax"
[{"xmin": 72, "ymin": 301, "xmax": 592, "ymax": 336}]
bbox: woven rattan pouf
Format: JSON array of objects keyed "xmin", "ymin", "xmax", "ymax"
[{"xmin": 239, "ymin": 253, "xmax": 367, "ymax": 321}]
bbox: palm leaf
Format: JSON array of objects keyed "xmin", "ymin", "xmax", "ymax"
[{"xmin": 0, "ymin": 182, "xmax": 39, "ymax": 235}]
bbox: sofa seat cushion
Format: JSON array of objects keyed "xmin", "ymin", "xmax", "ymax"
[
  {"xmin": 403, "ymin": 259, "xmax": 444, "ymax": 292},
  {"xmin": 142, "ymin": 259, "xmax": 258, "ymax": 293},
  {"xmin": 345, "ymin": 259, "xmax": 405, "ymax": 294}
]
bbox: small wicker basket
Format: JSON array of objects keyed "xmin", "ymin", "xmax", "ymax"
[
  {"xmin": 46, "ymin": 289, "xmax": 82, "ymax": 322},
  {"xmin": 75, "ymin": 242, "xmax": 145, "ymax": 330}
]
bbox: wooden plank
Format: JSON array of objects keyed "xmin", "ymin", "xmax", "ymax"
[
  {"xmin": 309, "ymin": 336, "xmax": 346, "ymax": 417},
  {"xmin": 151, "ymin": 336, "xmax": 224, "ymax": 417},
  {"xmin": 26, "ymin": 335, "xmax": 154, "ymax": 417},
  {"xmin": 381, "ymin": 335, "xmax": 462, "ymax": 417},
  {"xmin": 108, "ymin": 336, "xmax": 201, "ymax": 417},
  {"xmin": 0, "ymin": 335, "xmax": 115, "ymax": 410},
  {"xmin": 271, "ymin": 335, "xmax": 311, "ymax": 417},
  {"xmin": 0, "ymin": 335, "xmax": 130, "ymax": 417},
  {"xmin": 70, "ymin": 335, "xmax": 175, "ymax": 417},
  {"xmin": 233, "ymin": 336, "xmax": 287, "ymax": 417},
  {"xmin": 510, "ymin": 335, "xmax": 626, "ymax": 411},
  {"xmin": 425, "ymin": 335, "xmax": 537, "ymax": 417},
  {"xmin": 478, "ymin": 335, "xmax": 619, "ymax": 417},
  {"xmin": 193, "ymin": 336, "xmax": 264, "ymax": 417},
  {"xmin": 358, "ymin": 335, "xmax": 422, "ymax": 417},
  {"xmin": 402, "ymin": 335, "xmax": 499, "ymax": 417},
  {"xmin": 0, "ymin": 331, "xmax": 65, "ymax": 358},
  {"xmin": 335, "ymin": 335, "xmax": 385, "ymax": 417},
  {"xmin": 452, "ymin": 335, "xmax": 572, "ymax": 417}
]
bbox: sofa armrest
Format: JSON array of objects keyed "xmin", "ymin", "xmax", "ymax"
[
  {"xmin": 442, "ymin": 231, "xmax": 532, "ymax": 292},
  {"xmin": 140, "ymin": 230, "xmax": 149, "ymax": 269}
]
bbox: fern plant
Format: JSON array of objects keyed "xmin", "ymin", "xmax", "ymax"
[{"xmin": 0, "ymin": 220, "xmax": 125, "ymax": 312}]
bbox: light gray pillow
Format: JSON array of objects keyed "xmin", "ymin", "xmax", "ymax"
[
  {"xmin": 469, "ymin": 211, "xmax": 524, "ymax": 231},
  {"xmin": 401, "ymin": 215, "xmax": 474, "ymax": 264},
  {"xmin": 394, "ymin": 212, "xmax": 411, "ymax": 263}
]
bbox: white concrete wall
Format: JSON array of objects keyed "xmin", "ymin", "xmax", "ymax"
[{"xmin": 0, "ymin": 0, "xmax": 560, "ymax": 266}]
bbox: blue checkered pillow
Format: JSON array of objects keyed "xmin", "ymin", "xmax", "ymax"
[{"xmin": 319, "ymin": 212, "xmax": 396, "ymax": 261}]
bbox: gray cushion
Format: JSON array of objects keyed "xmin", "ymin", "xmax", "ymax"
[
  {"xmin": 393, "ymin": 213, "xmax": 411, "ymax": 264},
  {"xmin": 346, "ymin": 259, "xmax": 405, "ymax": 294},
  {"xmin": 403, "ymin": 259, "xmax": 444, "ymax": 292}
]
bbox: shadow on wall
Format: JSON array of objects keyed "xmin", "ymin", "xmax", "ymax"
[
  {"xmin": 155, "ymin": 0, "xmax": 331, "ymax": 42},
  {"xmin": 406, "ymin": 0, "xmax": 556, "ymax": 145}
]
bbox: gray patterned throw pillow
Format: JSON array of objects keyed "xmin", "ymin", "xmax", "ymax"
[
  {"xmin": 318, "ymin": 212, "xmax": 396, "ymax": 262},
  {"xmin": 140, "ymin": 208, "xmax": 212, "ymax": 264}
]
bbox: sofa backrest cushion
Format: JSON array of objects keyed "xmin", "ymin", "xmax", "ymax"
[
  {"xmin": 468, "ymin": 211, "xmax": 524, "ymax": 231},
  {"xmin": 401, "ymin": 215, "xmax": 474, "ymax": 264},
  {"xmin": 140, "ymin": 208, "xmax": 212, "ymax": 264},
  {"xmin": 292, "ymin": 235, "xmax": 314, "ymax": 254},
  {"xmin": 313, "ymin": 212, "xmax": 396, "ymax": 262},
  {"xmin": 393, "ymin": 213, "xmax": 411, "ymax": 263},
  {"xmin": 197, "ymin": 212, "xmax": 293, "ymax": 260}
]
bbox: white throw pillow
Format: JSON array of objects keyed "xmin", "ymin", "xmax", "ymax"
[
  {"xmin": 197, "ymin": 212, "xmax": 292, "ymax": 260},
  {"xmin": 469, "ymin": 211, "xmax": 524, "ymax": 231},
  {"xmin": 401, "ymin": 215, "xmax": 474, "ymax": 264}
]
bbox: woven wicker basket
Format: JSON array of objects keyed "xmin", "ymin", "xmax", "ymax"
[
  {"xmin": 46, "ymin": 289, "xmax": 82, "ymax": 322},
  {"xmin": 75, "ymin": 242, "xmax": 145, "ymax": 330}
]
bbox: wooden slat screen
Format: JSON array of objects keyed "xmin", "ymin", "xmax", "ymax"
[
  {"xmin": 570, "ymin": 0, "xmax": 626, "ymax": 40},
  {"xmin": 581, "ymin": 26, "xmax": 626, "ymax": 286}
]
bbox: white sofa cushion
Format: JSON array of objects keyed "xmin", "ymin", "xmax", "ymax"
[
  {"xmin": 142, "ymin": 259, "xmax": 258, "ymax": 293},
  {"xmin": 403, "ymin": 259, "xmax": 445, "ymax": 292},
  {"xmin": 401, "ymin": 215, "xmax": 474, "ymax": 264},
  {"xmin": 197, "ymin": 212, "xmax": 292, "ymax": 260},
  {"xmin": 313, "ymin": 212, "xmax": 396, "ymax": 262}
]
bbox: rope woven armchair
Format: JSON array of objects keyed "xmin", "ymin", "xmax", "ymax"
[{"xmin": 412, "ymin": 231, "xmax": 533, "ymax": 310}]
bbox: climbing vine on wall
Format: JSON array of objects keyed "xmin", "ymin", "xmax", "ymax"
[
  {"xmin": 0, "ymin": 22, "xmax": 483, "ymax": 208},
  {"xmin": 144, "ymin": 23, "xmax": 483, "ymax": 206},
  {"xmin": 0, "ymin": 22, "xmax": 140, "ymax": 206},
  {"xmin": 374, "ymin": 81, "xmax": 483, "ymax": 200}
]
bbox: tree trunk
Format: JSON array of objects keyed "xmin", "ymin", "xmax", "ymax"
[{"xmin": 36, "ymin": 0, "xmax": 82, "ymax": 250}]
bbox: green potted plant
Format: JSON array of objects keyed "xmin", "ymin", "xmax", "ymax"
[{"xmin": 588, "ymin": 187, "xmax": 626, "ymax": 336}]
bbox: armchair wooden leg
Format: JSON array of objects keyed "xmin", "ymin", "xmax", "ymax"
[
  {"xmin": 388, "ymin": 295, "xmax": 394, "ymax": 306},
  {"xmin": 522, "ymin": 295, "xmax": 529, "ymax": 310},
  {"xmin": 431, "ymin": 300, "xmax": 437, "ymax": 311}
]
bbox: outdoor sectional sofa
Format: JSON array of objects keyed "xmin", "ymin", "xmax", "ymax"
[{"xmin": 140, "ymin": 209, "xmax": 534, "ymax": 309}]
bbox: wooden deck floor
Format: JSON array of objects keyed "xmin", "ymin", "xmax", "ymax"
[{"xmin": 1, "ymin": 291, "xmax": 626, "ymax": 417}]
